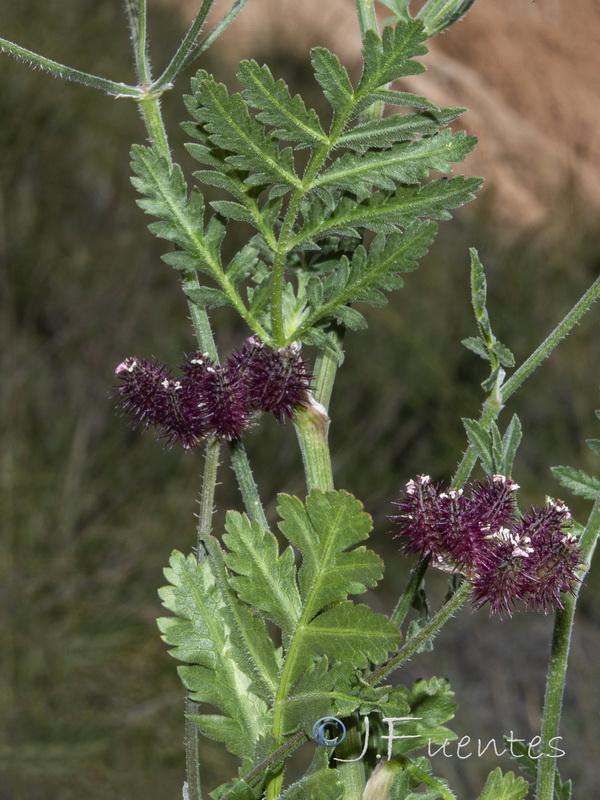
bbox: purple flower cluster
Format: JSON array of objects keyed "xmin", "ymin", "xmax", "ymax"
[
  {"xmin": 114, "ymin": 337, "xmax": 311, "ymax": 448},
  {"xmin": 391, "ymin": 475, "xmax": 582, "ymax": 614}
]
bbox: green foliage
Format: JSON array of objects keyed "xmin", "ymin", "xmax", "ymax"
[
  {"xmin": 158, "ymin": 490, "xmax": 464, "ymax": 795},
  {"xmin": 463, "ymin": 249, "xmax": 515, "ymax": 390},
  {"xmin": 461, "ymin": 415, "xmax": 522, "ymax": 477},
  {"xmin": 390, "ymin": 756, "xmax": 457, "ymax": 799},
  {"xmin": 474, "ymin": 768, "xmax": 528, "ymax": 800},
  {"xmin": 132, "ymin": 18, "xmax": 481, "ymax": 352},
  {"xmin": 551, "ymin": 466, "xmax": 600, "ymax": 500}
]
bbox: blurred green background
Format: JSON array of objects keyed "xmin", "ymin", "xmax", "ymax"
[{"xmin": 1, "ymin": 1, "xmax": 599, "ymax": 798}]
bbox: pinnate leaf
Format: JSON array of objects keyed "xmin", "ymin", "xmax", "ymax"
[
  {"xmin": 158, "ymin": 551, "xmax": 272, "ymax": 759},
  {"xmin": 551, "ymin": 466, "xmax": 600, "ymax": 500},
  {"xmin": 188, "ymin": 74, "xmax": 301, "ymax": 191},
  {"xmin": 223, "ymin": 512, "xmax": 302, "ymax": 641},
  {"xmin": 239, "ymin": 60, "xmax": 328, "ymax": 147},
  {"xmin": 276, "ymin": 490, "xmax": 381, "ymax": 613},
  {"xmin": 310, "ymin": 47, "xmax": 354, "ymax": 113},
  {"xmin": 359, "ymin": 21, "xmax": 428, "ymax": 94}
]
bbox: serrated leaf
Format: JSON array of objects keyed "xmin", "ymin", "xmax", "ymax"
[
  {"xmin": 301, "ymin": 327, "xmax": 345, "ymax": 363},
  {"xmin": 391, "ymin": 756, "xmax": 457, "ymax": 799},
  {"xmin": 158, "ymin": 551, "xmax": 270, "ymax": 759},
  {"xmin": 227, "ymin": 244, "xmax": 261, "ymax": 284},
  {"xmin": 189, "ymin": 75, "xmax": 302, "ymax": 191},
  {"xmin": 299, "ymin": 601, "xmax": 399, "ymax": 672},
  {"xmin": 295, "ymin": 221, "xmax": 436, "ymax": 341},
  {"xmin": 469, "ymin": 247, "xmax": 492, "ymax": 339},
  {"xmin": 500, "ymin": 415, "xmax": 522, "ymax": 476},
  {"xmin": 359, "ymin": 22, "xmax": 428, "ymax": 94},
  {"xmin": 462, "ymin": 418, "xmax": 494, "ymax": 476},
  {"xmin": 209, "ymin": 778, "xmax": 255, "ymax": 800},
  {"xmin": 337, "ymin": 109, "xmax": 460, "ymax": 151},
  {"xmin": 210, "ymin": 200, "xmax": 255, "ymax": 225},
  {"xmin": 314, "ymin": 130, "xmax": 477, "ymax": 197},
  {"xmin": 331, "ymin": 304, "xmax": 368, "ymax": 331},
  {"xmin": 278, "ymin": 768, "xmax": 343, "ymax": 800},
  {"xmin": 283, "ymin": 659, "xmax": 388, "ymax": 736},
  {"xmin": 586, "ymin": 438, "xmax": 600, "ymax": 457},
  {"xmin": 551, "ymin": 466, "xmax": 600, "ymax": 500},
  {"xmin": 130, "ymin": 145, "xmax": 230, "ymax": 286},
  {"xmin": 491, "ymin": 339, "xmax": 516, "ymax": 368},
  {"xmin": 475, "ymin": 768, "xmax": 528, "ymax": 800},
  {"xmin": 222, "ymin": 512, "xmax": 302, "ymax": 641},
  {"xmin": 311, "ymin": 47, "xmax": 354, "ymax": 113},
  {"xmin": 276, "ymin": 491, "xmax": 381, "ymax": 613},
  {"xmin": 184, "ymin": 285, "xmax": 232, "ymax": 309},
  {"xmin": 239, "ymin": 60, "xmax": 328, "ymax": 147},
  {"xmin": 356, "ymin": 88, "xmax": 447, "ymax": 115},
  {"xmin": 200, "ymin": 536, "xmax": 280, "ymax": 703},
  {"xmin": 462, "ymin": 336, "xmax": 491, "ymax": 361},
  {"xmin": 292, "ymin": 177, "xmax": 482, "ymax": 246}
]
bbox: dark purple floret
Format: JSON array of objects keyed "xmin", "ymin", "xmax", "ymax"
[
  {"xmin": 391, "ymin": 475, "xmax": 447, "ymax": 562},
  {"xmin": 182, "ymin": 352, "xmax": 251, "ymax": 441},
  {"xmin": 228, "ymin": 338, "xmax": 312, "ymax": 423},
  {"xmin": 115, "ymin": 357, "xmax": 205, "ymax": 449},
  {"xmin": 517, "ymin": 500, "xmax": 581, "ymax": 612},
  {"xmin": 391, "ymin": 474, "xmax": 582, "ymax": 615}
]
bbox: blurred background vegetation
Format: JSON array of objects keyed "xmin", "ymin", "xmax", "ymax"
[{"xmin": 1, "ymin": 1, "xmax": 599, "ymax": 798}]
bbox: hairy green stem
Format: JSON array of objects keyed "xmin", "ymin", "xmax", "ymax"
[
  {"xmin": 0, "ymin": 37, "xmax": 142, "ymax": 97},
  {"xmin": 390, "ymin": 557, "xmax": 429, "ymax": 628},
  {"xmin": 366, "ymin": 581, "xmax": 472, "ymax": 686},
  {"xmin": 196, "ymin": 438, "xmax": 221, "ymax": 560},
  {"xmin": 133, "ymin": 0, "xmax": 151, "ymax": 84},
  {"xmin": 536, "ymin": 492, "xmax": 600, "ymax": 799},
  {"xmin": 168, "ymin": 0, "xmax": 253, "ymax": 79},
  {"xmin": 355, "ymin": 0, "xmax": 380, "ymax": 37},
  {"xmin": 152, "ymin": 0, "xmax": 214, "ymax": 91},
  {"xmin": 228, "ymin": 440, "xmax": 269, "ymax": 528},
  {"xmin": 183, "ymin": 437, "xmax": 220, "ymax": 800},
  {"xmin": 502, "ymin": 275, "xmax": 600, "ymax": 402}
]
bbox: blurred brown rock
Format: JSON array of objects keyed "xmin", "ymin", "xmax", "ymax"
[{"xmin": 167, "ymin": 0, "xmax": 600, "ymax": 233}]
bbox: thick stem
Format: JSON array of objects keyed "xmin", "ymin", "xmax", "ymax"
[
  {"xmin": 293, "ymin": 399, "xmax": 334, "ymax": 492},
  {"xmin": 138, "ymin": 94, "xmax": 171, "ymax": 162},
  {"xmin": 535, "ymin": 492, "xmax": 600, "ymax": 799},
  {"xmin": 355, "ymin": 0, "xmax": 380, "ymax": 37}
]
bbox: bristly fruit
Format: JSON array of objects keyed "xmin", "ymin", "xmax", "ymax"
[
  {"xmin": 114, "ymin": 339, "xmax": 312, "ymax": 448},
  {"xmin": 229, "ymin": 337, "xmax": 312, "ymax": 423},
  {"xmin": 391, "ymin": 475, "xmax": 582, "ymax": 614}
]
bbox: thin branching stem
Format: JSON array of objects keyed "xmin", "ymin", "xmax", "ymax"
[
  {"xmin": 0, "ymin": 37, "xmax": 142, "ymax": 97},
  {"xmin": 152, "ymin": 0, "xmax": 215, "ymax": 92},
  {"xmin": 536, "ymin": 491, "xmax": 600, "ymax": 799},
  {"xmin": 171, "ymin": 0, "xmax": 252, "ymax": 79}
]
